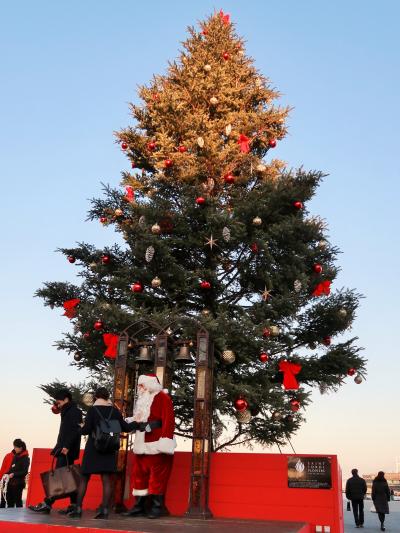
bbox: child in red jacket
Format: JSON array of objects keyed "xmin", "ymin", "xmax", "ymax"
[{"xmin": 0, "ymin": 439, "xmax": 30, "ymax": 508}]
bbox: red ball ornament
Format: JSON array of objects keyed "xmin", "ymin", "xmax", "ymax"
[
  {"xmin": 147, "ymin": 141, "xmax": 156, "ymax": 151},
  {"xmin": 196, "ymin": 196, "xmax": 206, "ymax": 206},
  {"xmin": 222, "ymin": 52, "xmax": 230, "ymax": 60},
  {"xmin": 259, "ymin": 352, "xmax": 269, "ymax": 363},
  {"xmin": 347, "ymin": 368, "xmax": 356, "ymax": 376},
  {"xmin": 83, "ymin": 332, "xmax": 90, "ymax": 340},
  {"xmin": 67, "ymin": 255, "xmax": 76, "ymax": 264},
  {"xmin": 164, "ymin": 159, "xmax": 173, "ymax": 169},
  {"xmin": 262, "ymin": 327, "xmax": 271, "ymax": 338},
  {"xmin": 323, "ymin": 336, "xmax": 332, "ymax": 346},
  {"xmin": 100, "ymin": 216, "xmax": 108, "ymax": 224},
  {"xmin": 224, "ymin": 173, "xmax": 235, "ymax": 184},
  {"xmin": 131, "ymin": 282, "xmax": 144, "ymax": 293},
  {"xmin": 251, "ymin": 243, "xmax": 259, "ymax": 253},
  {"xmin": 234, "ymin": 397, "xmax": 248, "ymax": 412},
  {"xmin": 313, "ymin": 263, "xmax": 323, "ymax": 274},
  {"xmin": 94, "ymin": 320, "xmax": 104, "ymax": 331},
  {"xmin": 51, "ymin": 404, "xmax": 61, "ymax": 415},
  {"xmin": 268, "ymin": 139, "xmax": 277, "ymax": 148},
  {"xmin": 290, "ymin": 399, "xmax": 300, "ymax": 412},
  {"xmin": 200, "ymin": 280, "xmax": 211, "ymax": 290},
  {"xmin": 293, "ymin": 201, "xmax": 304, "ymax": 210},
  {"xmin": 178, "ymin": 145, "xmax": 187, "ymax": 153},
  {"xmin": 121, "ymin": 142, "xmax": 128, "ymax": 150},
  {"xmin": 101, "ymin": 254, "xmax": 111, "ymax": 265}
]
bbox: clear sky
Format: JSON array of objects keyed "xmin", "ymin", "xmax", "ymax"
[{"xmin": 1, "ymin": 0, "xmax": 399, "ymax": 479}]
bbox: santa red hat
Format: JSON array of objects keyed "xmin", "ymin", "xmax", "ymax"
[{"xmin": 138, "ymin": 373, "xmax": 163, "ymax": 393}]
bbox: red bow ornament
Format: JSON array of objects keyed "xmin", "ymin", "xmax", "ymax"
[
  {"xmin": 238, "ymin": 134, "xmax": 250, "ymax": 153},
  {"xmin": 63, "ymin": 299, "xmax": 80, "ymax": 319},
  {"xmin": 219, "ymin": 10, "xmax": 230, "ymax": 25},
  {"xmin": 312, "ymin": 280, "xmax": 331, "ymax": 297},
  {"xmin": 279, "ymin": 360, "xmax": 302, "ymax": 390},
  {"xmin": 124, "ymin": 186, "xmax": 135, "ymax": 203},
  {"xmin": 103, "ymin": 333, "xmax": 119, "ymax": 359}
]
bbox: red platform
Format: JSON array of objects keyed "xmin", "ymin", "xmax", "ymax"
[
  {"xmin": 0, "ymin": 509, "xmax": 310, "ymax": 533},
  {"xmin": 23, "ymin": 449, "xmax": 342, "ymax": 533}
]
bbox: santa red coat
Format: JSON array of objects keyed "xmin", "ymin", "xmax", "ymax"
[{"xmin": 132, "ymin": 391, "xmax": 176, "ymax": 455}]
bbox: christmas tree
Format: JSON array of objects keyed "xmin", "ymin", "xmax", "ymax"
[{"xmin": 37, "ymin": 11, "xmax": 365, "ymax": 450}]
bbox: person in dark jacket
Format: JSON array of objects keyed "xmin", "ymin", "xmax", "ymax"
[
  {"xmin": 68, "ymin": 387, "xmax": 136, "ymax": 519},
  {"xmin": 29, "ymin": 389, "xmax": 82, "ymax": 514},
  {"xmin": 371, "ymin": 471, "xmax": 390, "ymax": 531},
  {"xmin": 345, "ymin": 468, "xmax": 367, "ymax": 528},
  {"xmin": 0, "ymin": 439, "xmax": 30, "ymax": 508}
]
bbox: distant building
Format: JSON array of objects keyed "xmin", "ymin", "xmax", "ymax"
[{"xmin": 363, "ymin": 473, "xmax": 400, "ymax": 495}]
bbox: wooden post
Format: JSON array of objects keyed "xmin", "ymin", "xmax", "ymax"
[
  {"xmin": 186, "ymin": 328, "xmax": 214, "ymax": 518},
  {"xmin": 112, "ymin": 332, "xmax": 135, "ymax": 511}
]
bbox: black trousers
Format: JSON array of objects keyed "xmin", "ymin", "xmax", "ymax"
[
  {"xmin": 44, "ymin": 455, "xmax": 78, "ymax": 506},
  {"xmin": 0, "ymin": 483, "xmax": 24, "ymax": 508},
  {"xmin": 351, "ymin": 499, "xmax": 364, "ymax": 526},
  {"xmin": 378, "ymin": 512, "xmax": 386, "ymax": 524}
]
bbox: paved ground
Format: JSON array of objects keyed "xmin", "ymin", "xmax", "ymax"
[{"xmin": 343, "ymin": 498, "xmax": 400, "ymax": 532}]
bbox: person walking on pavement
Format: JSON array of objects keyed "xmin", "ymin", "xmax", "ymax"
[
  {"xmin": 345, "ymin": 468, "xmax": 367, "ymax": 528},
  {"xmin": 28, "ymin": 389, "xmax": 82, "ymax": 514},
  {"xmin": 372, "ymin": 471, "xmax": 390, "ymax": 531}
]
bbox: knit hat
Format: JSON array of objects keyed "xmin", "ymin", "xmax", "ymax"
[{"xmin": 138, "ymin": 373, "xmax": 163, "ymax": 393}]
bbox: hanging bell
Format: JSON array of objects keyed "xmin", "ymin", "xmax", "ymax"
[
  {"xmin": 135, "ymin": 345, "xmax": 154, "ymax": 363},
  {"xmin": 175, "ymin": 344, "xmax": 192, "ymax": 363}
]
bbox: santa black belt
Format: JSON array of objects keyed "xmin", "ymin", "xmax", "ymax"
[{"xmin": 138, "ymin": 420, "xmax": 162, "ymax": 432}]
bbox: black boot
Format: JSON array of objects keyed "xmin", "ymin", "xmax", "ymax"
[
  {"xmin": 58, "ymin": 504, "xmax": 76, "ymax": 515},
  {"xmin": 94, "ymin": 506, "xmax": 109, "ymax": 519},
  {"xmin": 147, "ymin": 495, "xmax": 165, "ymax": 519},
  {"xmin": 122, "ymin": 496, "xmax": 148, "ymax": 517},
  {"xmin": 67, "ymin": 505, "xmax": 82, "ymax": 518},
  {"xmin": 28, "ymin": 502, "xmax": 51, "ymax": 514}
]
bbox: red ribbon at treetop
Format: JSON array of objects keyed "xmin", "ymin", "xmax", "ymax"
[
  {"xmin": 238, "ymin": 134, "xmax": 250, "ymax": 153},
  {"xmin": 124, "ymin": 186, "xmax": 135, "ymax": 203},
  {"xmin": 219, "ymin": 10, "xmax": 230, "ymax": 25},
  {"xmin": 279, "ymin": 360, "xmax": 302, "ymax": 390},
  {"xmin": 63, "ymin": 299, "xmax": 80, "ymax": 319},
  {"xmin": 103, "ymin": 333, "xmax": 119, "ymax": 359}
]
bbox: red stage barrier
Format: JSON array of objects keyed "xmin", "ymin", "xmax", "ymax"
[{"xmin": 27, "ymin": 449, "xmax": 343, "ymax": 533}]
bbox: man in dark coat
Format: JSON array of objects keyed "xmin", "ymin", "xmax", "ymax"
[
  {"xmin": 345, "ymin": 468, "xmax": 367, "ymax": 528},
  {"xmin": 29, "ymin": 389, "xmax": 82, "ymax": 514}
]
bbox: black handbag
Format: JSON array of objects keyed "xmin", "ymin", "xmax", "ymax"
[{"xmin": 41, "ymin": 457, "xmax": 81, "ymax": 499}]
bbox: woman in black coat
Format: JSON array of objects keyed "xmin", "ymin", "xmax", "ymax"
[
  {"xmin": 68, "ymin": 387, "xmax": 135, "ymax": 519},
  {"xmin": 372, "ymin": 471, "xmax": 390, "ymax": 531}
]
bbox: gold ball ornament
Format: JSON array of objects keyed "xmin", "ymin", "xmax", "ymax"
[
  {"xmin": 114, "ymin": 208, "xmax": 123, "ymax": 217},
  {"xmin": 269, "ymin": 325, "xmax": 280, "ymax": 337},
  {"xmin": 197, "ymin": 137, "xmax": 205, "ymax": 148},
  {"xmin": 236, "ymin": 409, "xmax": 252, "ymax": 424},
  {"xmin": 151, "ymin": 223, "xmax": 161, "ymax": 235},
  {"xmin": 151, "ymin": 276, "xmax": 161, "ymax": 288},
  {"xmin": 252, "ymin": 216, "xmax": 262, "ymax": 226},
  {"xmin": 209, "ymin": 96, "xmax": 218, "ymax": 105},
  {"xmin": 82, "ymin": 392, "xmax": 94, "ymax": 406},
  {"xmin": 89, "ymin": 262, "xmax": 97, "ymax": 271},
  {"xmin": 256, "ymin": 164, "xmax": 266, "ymax": 172},
  {"xmin": 318, "ymin": 240, "xmax": 328, "ymax": 249},
  {"xmin": 338, "ymin": 308, "xmax": 348, "ymax": 318},
  {"xmin": 271, "ymin": 411, "xmax": 283, "ymax": 421},
  {"xmin": 354, "ymin": 374, "xmax": 363, "ymax": 384},
  {"xmin": 201, "ymin": 308, "xmax": 211, "ymax": 317},
  {"xmin": 204, "ymin": 64, "xmax": 212, "ymax": 72},
  {"xmin": 221, "ymin": 350, "xmax": 236, "ymax": 364}
]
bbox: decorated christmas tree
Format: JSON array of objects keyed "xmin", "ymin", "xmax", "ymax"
[{"xmin": 37, "ymin": 11, "xmax": 365, "ymax": 450}]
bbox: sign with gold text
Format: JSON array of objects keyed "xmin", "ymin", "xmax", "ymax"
[{"xmin": 288, "ymin": 456, "xmax": 332, "ymax": 489}]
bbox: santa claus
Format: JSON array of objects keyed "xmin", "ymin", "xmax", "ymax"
[{"xmin": 124, "ymin": 373, "xmax": 176, "ymax": 519}]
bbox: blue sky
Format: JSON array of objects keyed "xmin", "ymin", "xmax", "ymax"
[{"xmin": 1, "ymin": 0, "xmax": 399, "ymax": 476}]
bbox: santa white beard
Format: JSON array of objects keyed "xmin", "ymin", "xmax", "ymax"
[{"xmin": 132, "ymin": 389, "xmax": 158, "ymax": 423}]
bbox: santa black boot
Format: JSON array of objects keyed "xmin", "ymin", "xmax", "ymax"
[
  {"xmin": 122, "ymin": 495, "xmax": 148, "ymax": 517},
  {"xmin": 147, "ymin": 495, "xmax": 166, "ymax": 519}
]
